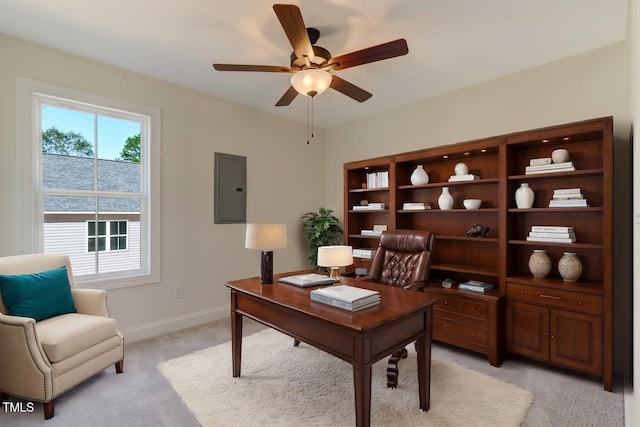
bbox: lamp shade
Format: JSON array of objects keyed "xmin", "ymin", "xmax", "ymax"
[
  {"xmin": 317, "ymin": 245, "xmax": 353, "ymax": 268},
  {"xmin": 245, "ymin": 224, "xmax": 287, "ymax": 249},
  {"xmin": 290, "ymin": 69, "xmax": 332, "ymax": 97}
]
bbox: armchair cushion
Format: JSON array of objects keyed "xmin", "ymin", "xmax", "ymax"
[
  {"xmin": 0, "ymin": 266, "xmax": 77, "ymax": 321},
  {"xmin": 37, "ymin": 313, "xmax": 119, "ymax": 363}
]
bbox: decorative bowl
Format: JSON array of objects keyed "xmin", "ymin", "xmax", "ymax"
[{"xmin": 463, "ymin": 199, "xmax": 482, "ymax": 209}]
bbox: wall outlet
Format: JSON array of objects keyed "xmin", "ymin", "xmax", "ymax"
[{"xmin": 174, "ymin": 284, "xmax": 184, "ymax": 299}]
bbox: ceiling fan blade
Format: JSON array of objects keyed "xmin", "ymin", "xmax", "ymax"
[
  {"xmin": 330, "ymin": 75, "xmax": 372, "ymax": 103},
  {"xmin": 328, "ymin": 39, "xmax": 409, "ymax": 70},
  {"xmin": 273, "ymin": 4, "xmax": 315, "ymax": 61},
  {"xmin": 275, "ymin": 86, "xmax": 299, "ymax": 106},
  {"xmin": 213, "ymin": 64, "xmax": 292, "ymax": 72}
]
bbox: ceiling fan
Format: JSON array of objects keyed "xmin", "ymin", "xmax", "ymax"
[{"xmin": 213, "ymin": 3, "xmax": 409, "ymax": 107}]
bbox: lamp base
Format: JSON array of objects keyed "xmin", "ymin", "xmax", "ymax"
[
  {"xmin": 329, "ymin": 267, "xmax": 341, "ymax": 280},
  {"xmin": 260, "ymin": 250, "xmax": 274, "ymax": 284}
]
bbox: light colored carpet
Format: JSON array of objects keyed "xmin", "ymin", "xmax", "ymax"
[{"xmin": 158, "ymin": 328, "xmax": 533, "ymax": 427}]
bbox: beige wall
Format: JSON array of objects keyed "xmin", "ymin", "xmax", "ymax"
[
  {"xmin": 325, "ymin": 42, "xmax": 632, "ymax": 379},
  {"xmin": 0, "ymin": 33, "xmax": 324, "ymax": 338}
]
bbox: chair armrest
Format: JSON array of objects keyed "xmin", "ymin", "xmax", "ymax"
[
  {"xmin": 0, "ymin": 312, "xmax": 52, "ymax": 400},
  {"xmin": 71, "ymin": 288, "xmax": 110, "ymax": 317},
  {"xmin": 402, "ymin": 281, "xmax": 425, "ymax": 292}
]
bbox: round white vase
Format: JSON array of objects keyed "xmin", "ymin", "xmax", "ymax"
[
  {"xmin": 454, "ymin": 162, "xmax": 469, "ymax": 176},
  {"xmin": 552, "ymin": 148, "xmax": 570, "ymax": 163},
  {"xmin": 410, "ymin": 165, "xmax": 429, "ymax": 185},
  {"xmin": 438, "ymin": 187, "xmax": 454, "ymax": 210},
  {"xmin": 515, "ymin": 183, "xmax": 535, "ymax": 209},
  {"xmin": 528, "ymin": 249, "xmax": 552, "ymax": 278},
  {"xmin": 558, "ymin": 252, "xmax": 582, "ymax": 282}
]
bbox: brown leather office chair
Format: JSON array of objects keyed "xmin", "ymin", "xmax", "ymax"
[{"xmin": 365, "ymin": 229, "xmax": 435, "ymax": 388}]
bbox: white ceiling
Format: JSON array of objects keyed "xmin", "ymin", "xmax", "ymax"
[{"xmin": 0, "ymin": 0, "xmax": 629, "ymax": 128}]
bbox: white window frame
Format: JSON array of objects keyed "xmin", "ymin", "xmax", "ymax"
[{"xmin": 16, "ymin": 77, "xmax": 161, "ymax": 289}]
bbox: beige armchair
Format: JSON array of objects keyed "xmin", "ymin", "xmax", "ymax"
[{"xmin": 0, "ymin": 254, "xmax": 124, "ymax": 419}]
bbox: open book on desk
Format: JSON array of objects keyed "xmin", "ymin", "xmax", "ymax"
[{"xmin": 278, "ymin": 273, "xmax": 339, "ymax": 287}]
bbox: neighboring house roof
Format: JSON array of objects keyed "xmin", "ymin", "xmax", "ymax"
[{"xmin": 43, "ymin": 153, "xmax": 141, "ymax": 213}]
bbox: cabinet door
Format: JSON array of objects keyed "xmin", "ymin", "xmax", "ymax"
[
  {"xmin": 550, "ymin": 309, "xmax": 602, "ymax": 375},
  {"xmin": 506, "ymin": 301, "xmax": 549, "ymax": 361}
]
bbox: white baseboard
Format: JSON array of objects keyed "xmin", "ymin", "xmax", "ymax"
[{"xmin": 121, "ymin": 305, "xmax": 229, "ymax": 343}]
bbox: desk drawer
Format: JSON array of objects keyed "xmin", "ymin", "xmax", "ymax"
[
  {"xmin": 507, "ymin": 283, "xmax": 602, "ymax": 315},
  {"xmin": 434, "ymin": 295, "xmax": 488, "ymax": 321}
]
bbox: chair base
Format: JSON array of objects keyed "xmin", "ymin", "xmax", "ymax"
[{"xmin": 386, "ymin": 347, "xmax": 408, "ymax": 388}]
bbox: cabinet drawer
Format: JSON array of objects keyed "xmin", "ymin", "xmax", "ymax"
[
  {"xmin": 434, "ymin": 295, "xmax": 488, "ymax": 321},
  {"xmin": 433, "ymin": 316, "xmax": 488, "ymax": 347},
  {"xmin": 507, "ymin": 283, "xmax": 602, "ymax": 315}
]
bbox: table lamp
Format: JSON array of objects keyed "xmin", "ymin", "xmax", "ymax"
[
  {"xmin": 317, "ymin": 245, "xmax": 353, "ymax": 280},
  {"xmin": 245, "ymin": 223, "xmax": 287, "ymax": 284}
]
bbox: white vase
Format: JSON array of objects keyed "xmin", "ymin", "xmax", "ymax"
[
  {"xmin": 528, "ymin": 249, "xmax": 552, "ymax": 278},
  {"xmin": 515, "ymin": 183, "xmax": 534, "ymax": 209},
  {"xmin": 558, "ymin": 252, "xmax": 582, "ymax": 282},
  {"xmin": 552, "ymin": 148, "xmax": 570, "ymax": 163},
  {"xmin": 410, "ymin": 165, "xmax": 429, "ymax": 185},
  {"xmin": 438, "ymin": 187, "xmax": 454, "ymax": 210},
  {"xmin": 454, "ymin": 162, "xmax": 468, "ymax": 176}
]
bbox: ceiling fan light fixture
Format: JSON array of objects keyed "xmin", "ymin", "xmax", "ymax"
[{"xmin": 290, "ymin": 69, "xmax": 332, "ymax": 97}]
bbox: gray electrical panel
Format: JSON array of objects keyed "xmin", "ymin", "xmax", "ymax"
[{"xmin": 214, "ymin": 152, "xmax": 246, "ymax": 224}]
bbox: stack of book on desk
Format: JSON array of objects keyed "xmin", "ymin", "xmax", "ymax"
[
  {"xmin": 458, "ymin": 280, "xmax": 495, "ymax": 292},
  {"xmin": 548, "ymin": 188, "xmax": 588, "ymax": 208},
  {"xmin": 526, "ymin": 225, "xmax": 576, "ymax": 243},
  {"xmin": 310, "ymin": 285, "xmax": 380, "ymax": 311}
]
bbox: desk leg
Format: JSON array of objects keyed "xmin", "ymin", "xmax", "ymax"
[
  {"xmin": 231, "ymin": 291, "xmax": 243, "ymax": 378},
  {"xmin": 416, "ymin": 309, "xmax": 433, "ymax": 411},
  {"xmin": 353, "ymin": 365, "xmax": 372, "ymax": 427}
]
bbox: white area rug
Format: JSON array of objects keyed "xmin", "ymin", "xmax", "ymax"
[{"xmin": 158, "ymin": 329, "xmax": 533, "ymax": 427}]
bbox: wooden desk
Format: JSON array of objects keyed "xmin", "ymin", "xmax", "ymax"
[{"xmin": 226, "ymin": 272, "xmax": 437, "ymax": 427}]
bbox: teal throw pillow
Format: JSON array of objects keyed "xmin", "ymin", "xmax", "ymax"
[{"xmin": 0, "ymin": 266, "xmax": 77, "ymax": 321}]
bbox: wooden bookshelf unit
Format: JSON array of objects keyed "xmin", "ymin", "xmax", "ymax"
[{"xmin": 343, "ymin": 117, "xmax": 614, "ymax": 390}]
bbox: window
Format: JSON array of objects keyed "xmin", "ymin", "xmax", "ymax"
[
  {"xmin": 88, "ymin": 220, "xmax": 128, "ymax": 252},
  {"xmin": 17, "ymin": 78, "xmax": 160, "ymax": 289}
]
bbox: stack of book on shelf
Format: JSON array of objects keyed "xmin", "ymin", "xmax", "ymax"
[
  {"xmin": 458, "ymin": 280, "xmax": 495, "ymax": 292},
  {"xmin": 310, "ymin": 285, "xmax": 380, "ymax": 311},
  {"xmin": 352, "ymin": 248, "xmax": 375, "ymax": 259},
  {"xmin": 525, "ymin": 160, "xmax": 575, "ymax": 175},
  {"xmin": 548, "ymin": 188, "xmax": 588, "ymax": 208},
  {"xmin": 448, "ymin": 174, "xmax": 479, "ymax": 182},
  {"xmin": 361, "ymin": 224, "xmax": 387, "ymax": 237},
  {"xmin": 366, "ymin": 171, "xmax": 389, "ymax": 189},
  {"xmin": 353, "ymin": 202, "xmax": 385, "ymax": 211},
  {"xmin": 526, "ymin": 225, "xmax": 576, "ymax": 243},
  {"xmin": 402, "ymin": 202, "xmax": 432, "ymax": 210}
]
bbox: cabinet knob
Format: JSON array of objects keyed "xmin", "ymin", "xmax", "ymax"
[
  {"xmin": 551, "ymin": 335, "xmax": 555, "ymax": 339},
  {"xmin": 471, "ymin": 333, "xmax": 476, "ymax": 337},
  {"xmin": 578, "ymin": 301, "xmax": 583, "ymax": 305},
  {"xmin": 444, "ymin": 301, "xmax": 448, "ymax": 305},
  {"xmin": 444, "ymin": 324, "xmax": 448, "ymax": 328},
  {"xmin": 544, "ymin": 332, "xmax": 548, "ymax": 336},
  {"xmin": 520, "ymin": 291, "xmax": 524, "ymax": 295},
  {"xmin": 457, "ymin": 304, "xmax": 462, "ymax": 308},
  {"xmin": 471, "ymin": 307, "xmax": 475, "ymax": 311}
]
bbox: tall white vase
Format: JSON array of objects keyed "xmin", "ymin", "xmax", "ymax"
[
  {"xmin": 410, "ymin": 165, "xmax": 429, "ymax": 185},
  {"xmin": 515, "ymin": 183, "xmax": 535, "ymax": 209},
  {"xmin": 438, "ymin": 187, "xmax": 454, "ymax": 210}
]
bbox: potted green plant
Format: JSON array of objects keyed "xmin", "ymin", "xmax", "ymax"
[{"xmin": 302, "ymin": 208, "xmax": 343, "ymax": 270}]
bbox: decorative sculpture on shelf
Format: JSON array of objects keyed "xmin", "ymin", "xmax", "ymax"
[{"xmin": 466, "ymin": 224, "xmax": 490, "ymax": 237}]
